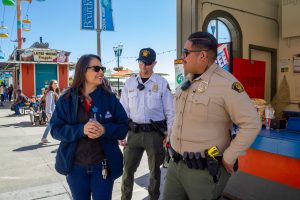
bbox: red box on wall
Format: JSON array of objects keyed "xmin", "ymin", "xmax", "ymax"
[{"xmin": 233, "ymin": 58, "xmax": 266, "ymax": 99}]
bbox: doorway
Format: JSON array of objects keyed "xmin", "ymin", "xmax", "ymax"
[
  {"xmin": 249, "ymin": 45, "xmax": 277, "ymax": 102},
  {"xmin": 35, "ymin": 64, "xmax": 57, "ymax": 95}
]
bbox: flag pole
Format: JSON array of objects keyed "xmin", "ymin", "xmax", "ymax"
[{"xmin": 96, "ymin": 0, "xmax": 101, "ymax": 57}]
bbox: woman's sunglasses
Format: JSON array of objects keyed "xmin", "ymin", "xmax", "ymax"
[{"xmin": 87, "ymin": 65, "xmax": 106, "ymax": 73}]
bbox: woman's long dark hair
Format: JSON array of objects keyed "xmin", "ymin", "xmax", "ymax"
[
  {"xmin": 71, "ymin": 54, "xmax": 111, "ymax": 94},
  {"xmin": 48, "ymin": 80, "xmax": 56, "ymax": 92},
  {"xmin": 47, "ymin": 80, "xmax": 60, "ymax": 102}
]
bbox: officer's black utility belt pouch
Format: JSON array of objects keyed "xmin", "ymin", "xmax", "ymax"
[
  {"xmin": 169, "ymin": 147, "xmax": 221, "ymax": 167},
  {"xmin": 169, "ymin": 147, "xmax": 220, "ymax": 182},
  {"xmin": 169, "ymin": 147, "xmax": 238, "ymax": 183},
  {"xmin": 150, "ymin": 119, "xmax": 167, "ymax": 136}
]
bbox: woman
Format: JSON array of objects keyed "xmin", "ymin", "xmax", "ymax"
[
  {"xmin": 41, "ymin": 80, "xmax": 59, "ymax": 143},
  {"xmin": 50, "ymin": 54, "xmax": 128, "ymax": 200},
  {"xmin": 39, "ymin": 88, "xmax": 48, "ymax": 125}
]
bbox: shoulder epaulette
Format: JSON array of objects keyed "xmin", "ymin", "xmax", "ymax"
[{"xmin": 214, "ymin": 67, "xmax": 236, "ymax": 83}]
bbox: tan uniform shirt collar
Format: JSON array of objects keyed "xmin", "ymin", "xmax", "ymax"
[{"xmin": 187, "ymin": 63, "xmax": 219, "ymax": 84}]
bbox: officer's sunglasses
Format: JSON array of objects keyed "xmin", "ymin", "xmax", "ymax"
[
  {"xmin": 87, "ymin": 65, "xmax": 106, "ymax": 73},
  {"xmin": 181, "ymin": 48, "xmax": 208, "ymax": 59},
  {"xmin": 138, "ymin": 60, "xmax": 153, "ymax": 66}
]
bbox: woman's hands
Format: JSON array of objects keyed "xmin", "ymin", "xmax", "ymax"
[{"xmin": 84, "ymin": 121, "xmax": 105, "ymax": 139}]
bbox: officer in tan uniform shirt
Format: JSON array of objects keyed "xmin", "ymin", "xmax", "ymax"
[{"xmin": 163, "ymin": 32, "xmax": 261, "ymax": 200}]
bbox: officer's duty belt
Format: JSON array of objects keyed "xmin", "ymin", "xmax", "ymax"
[
  {"xmin": 170, "ymin": 147, "xmax": 222, "ymax": 169},
  {"xmin": 137, "ymin": 123, "xmax": 154, "ymax": 132},
  {"xmin": 169, "ymin": 147, "xmax": 238, "ymax": 183},
  {"xmin": 130, "ymin": 122, "xmax": 154, "ymax": 132}
]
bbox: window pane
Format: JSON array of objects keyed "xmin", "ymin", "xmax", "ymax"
[{"xmin": 207, "ymin": 19, "xmax": 231, "ymax": 43}]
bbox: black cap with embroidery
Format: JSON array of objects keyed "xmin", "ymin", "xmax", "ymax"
[{"xmin": 137, "ymin": 48, "xmax": 156, "ymax": 65}]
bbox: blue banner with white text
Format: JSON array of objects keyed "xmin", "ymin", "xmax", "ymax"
[
  {"xmin": 101, "ymin": 0, "xmax": 114, "ymax": 31},
  {"xmin": 81, "ymin": 0, "xmax": 96, "ymax": 30}
]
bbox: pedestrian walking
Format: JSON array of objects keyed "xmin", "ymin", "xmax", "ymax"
[
  {"xmin": 3, "ymin": 85, "xmax": 8, "ymax": 101},
  {"xmin": 0, "ymin": 84, "xmax": 4, "ymax": 106},
  {"xmin": 50, "ymin": 54, "xmax": 128, "ymax": 200},
  {"xmin": 40, "ymin": 80, "xmax": 59, "ymax": 143},
  {"xmin": 163, "ymin": 31, "xmax": 262, "ymax": 200},
  {"xmin": 120, "ymin": 48, "xmax": 175, "ymax": 200},
  {"xmin": 8, "ymin": 84, "xmax": 13, "ymax": 101}
]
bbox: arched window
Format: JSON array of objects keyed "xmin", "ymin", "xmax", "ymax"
[
  {"xmin": 207, "ymin": 19, "xmax": 231, "ymax": 44},
  {"xmin": 203, "ymin": 10, "xmax": 242, "ymax": 58}
]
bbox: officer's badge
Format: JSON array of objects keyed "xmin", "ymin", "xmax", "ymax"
[
  {"xmin": 197, "ymin": 80, "xmax": 208, "ymax": 93},
  {"xmin": 232, "ymin": 82, "xmax": 244, "ymax": 93},
  {"xmin": 152, "ymin": 84, "xmax": 158, "ymax": 92},
  {"xmin": 142, "ymin": 50, "xmax": 150, "ymax": 57}
]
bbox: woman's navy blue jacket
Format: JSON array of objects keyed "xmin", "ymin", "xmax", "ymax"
[{"xmin": 50, "ymin": 87, "xmax": 128, "ymax": 180}]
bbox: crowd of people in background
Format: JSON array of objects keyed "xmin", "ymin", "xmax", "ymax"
[
  {"xmin": 0, "ymin": 79, "xmax": 60, "ymax": 145},
  {"xmin": 0, "ymin": 83, "xmax": 13, "ymax": 106}
]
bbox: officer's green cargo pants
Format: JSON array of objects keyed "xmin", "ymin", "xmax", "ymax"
[
  {"xmin": 121, "ymin": 130, "xmax": 164, "ymax": 200},
  {"xmin": 163, "ymin": 160, "xmax": 230, "ymax": 200}
]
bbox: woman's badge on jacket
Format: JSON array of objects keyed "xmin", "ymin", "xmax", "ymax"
[
  {"xmin": 105, "ymin": 111, "xmax": 112, "ymax": 119},
  {"xmin": 92, "ymin": 106, "xmax": 98, "ymax": 114}
]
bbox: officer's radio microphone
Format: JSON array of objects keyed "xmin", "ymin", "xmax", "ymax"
[
  {"xmin": 181, "ymin": 80, "xmax": 191, "ymax": 91},
  {"xmin": 136, "ymin": 79, "xmax": 145, "ymax": 91}
]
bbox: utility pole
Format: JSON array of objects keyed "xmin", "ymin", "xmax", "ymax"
[{"xmin": 17, "ymin": 0, "xmax": 22, "ymax": 49}]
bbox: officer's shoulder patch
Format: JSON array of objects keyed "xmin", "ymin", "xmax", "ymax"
[
  {"xmin": 167, "ymin": 84, "xmax": 171, "ymax": 91},
  {"xmin": 232, "ymin": 82, "xmax": 244, "ymax": 93}
]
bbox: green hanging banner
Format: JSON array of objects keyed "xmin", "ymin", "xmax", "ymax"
[{"xmin": 2, "ymin": 0, "xmax": 15, "ymax": 6}]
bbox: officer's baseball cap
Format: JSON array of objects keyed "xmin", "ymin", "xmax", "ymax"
[
  {"xmin": 137, "ymin": 48, "xmax": 156, "ymax": 65},
  {"xmin": 188, "ymin": 31, "xmax": 218, "ymax": 51}
]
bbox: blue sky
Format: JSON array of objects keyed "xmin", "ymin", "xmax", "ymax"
[{"xmin": 0, "ymin": 0, "xmax": 176, "ymax": 83}]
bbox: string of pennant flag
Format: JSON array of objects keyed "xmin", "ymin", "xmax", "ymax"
[{"xmin": 103, "ymin": 49, "xmax": 176, "ymax": 65}]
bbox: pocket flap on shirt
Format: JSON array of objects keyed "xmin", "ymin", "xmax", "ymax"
[
  {"xmin": 151, "ymin": 92, "xmax": 161, "ymax": 99},
  {"xmin": 128, "ymin": 91, "xmax": 137, "ymax": 98},
  {"xmin": 192, "ymin": 95, "xmax": 209, "ymax": 105}
]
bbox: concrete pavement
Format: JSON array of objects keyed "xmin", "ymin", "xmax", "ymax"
[
  {"xmin": 0, "ymin": 102, "xmax": 165, "ymax": 200},
  {"xmin": 3, "ymin": 101, "xmax": 299, "ymax": 200}
]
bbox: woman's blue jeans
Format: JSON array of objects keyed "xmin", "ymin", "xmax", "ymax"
[
  {"xmin": 42, "ymin": 123, "xmax": 51, "ymax": 139},
  {"xmin": 14, "ymin": 102, "xmax": 25, "ymax": 115},
  {"xmin": 66, "ymin": 163, "xmax": 114, "ymax": 200}
]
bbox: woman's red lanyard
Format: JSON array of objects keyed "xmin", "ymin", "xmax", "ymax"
[{"xmin": 84, "ymin": 98, "xmax": 93, "ymax": 113}]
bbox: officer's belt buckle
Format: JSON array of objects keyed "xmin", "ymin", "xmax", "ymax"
[{"xmin": 136, "ymin": 123, "xmax": 153, "ymax": 132}]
